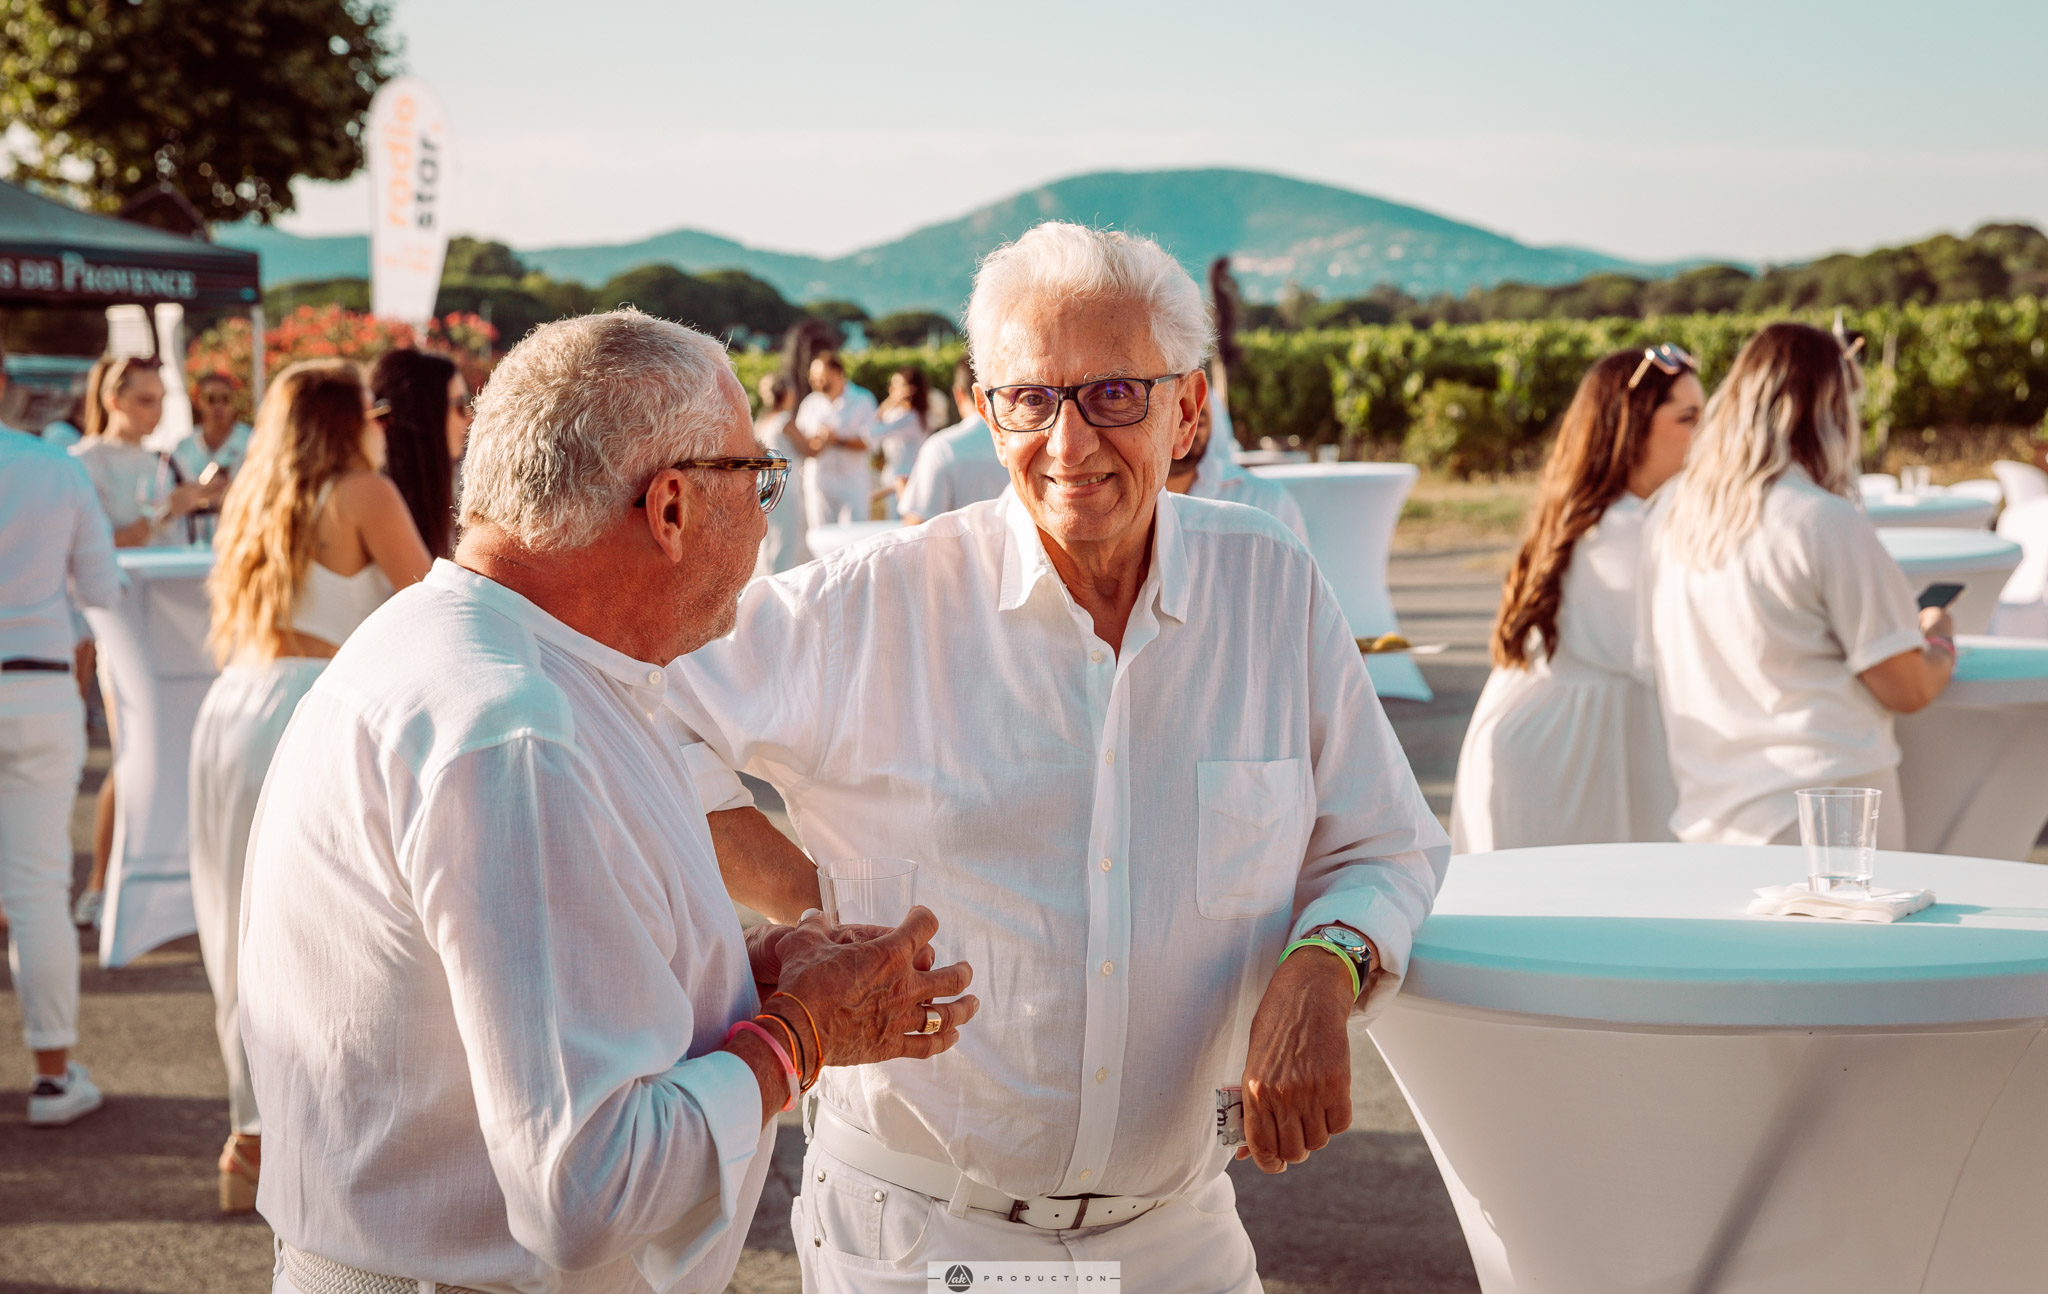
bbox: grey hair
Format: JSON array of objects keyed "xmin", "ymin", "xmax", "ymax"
[
  {"xmin": 964, "ymin": 222, "xmax": 1211, "ymax": 381},
  {"xmin": 459, "ymin": 309, "xmax": 738, "ymax": 550}
]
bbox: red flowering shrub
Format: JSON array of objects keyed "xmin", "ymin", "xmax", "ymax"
[{"xmin": 187, "ymin": 306, "xmax": 499, "ymax": 420}]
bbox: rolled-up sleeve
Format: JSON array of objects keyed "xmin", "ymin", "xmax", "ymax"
[
  {"xmin": 407, "ymin": 736, "xmax": 764, "ymax": 1274},
  {"xmin": 1289, "ymin": 571, "xmax": 1450, "ymax": 1020}
]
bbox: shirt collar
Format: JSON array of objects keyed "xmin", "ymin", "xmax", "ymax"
[
  {"xmin": 425, "ymin": 559, "xmax": 671, "ymax": 696},
  {"xmin": 995, "ymin": 490, "xmax": 1190, "ymax": 624}
]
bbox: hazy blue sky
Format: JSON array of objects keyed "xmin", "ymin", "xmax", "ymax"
[{"xmin": 280, "ymin": 0, "xmax": 2048, "ymax": 265}]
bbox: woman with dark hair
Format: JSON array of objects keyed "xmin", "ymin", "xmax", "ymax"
[
  {"xmin": 190, "ymin": 359, "xmax": 432, "ymax": 1213},
  {"xmin": 1647, "ymin": 322, "xmax": 1953, "ymax": 846},
  {"xmin": 873, "ymin": 364, "xmax": 930, "ymax": 511},
  {"xmin": 369, "ymin": 349, "xmax": 473, "ymax": 558},
  {"xmin": 1450, "ymin": 345, "xmax": 1703, "ymax": 851}
]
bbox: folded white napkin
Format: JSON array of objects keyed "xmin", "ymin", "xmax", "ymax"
[{"xmin": 1748, "ymin": 885, "xmax": 1935, "ymax": 923}]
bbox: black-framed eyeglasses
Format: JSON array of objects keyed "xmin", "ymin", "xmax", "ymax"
[
  {"xmin": 982, "ymin": 373, "xmax": 1186, "ymax": 433},
  {"xmin": 1627, "ymin": 344, "xmax": 1697, "ymax": 390},
  {"xmin": 633, "ymin": 455, "xmax": 790, "ymax": 513}
]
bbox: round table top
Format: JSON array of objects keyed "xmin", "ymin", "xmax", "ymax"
[
  {"xmin": 805, "ymin": 520, "xmax": 902, "ymax": 559},
  {"xmin": 1877, "ymin": 526, "xmax": 2023, "ymax": 572},
  {"xmin": 115, "ymin": 545, "xmax": 215, "ymax": 579},
  {"xmin": 1863, "ymin": 493, "xmax": 1998, "ymax": 529},
  {"xmin": 1406, "ymin": 843, "xmax": 2048, "ymax": 1028},
  {"xmin": 1944, "ymin": 634, "xmax": 2048, "ymax": 706},
  {"xmin": 1249, "ymin": 461, "xmax": 1419, "ymax": 483}
]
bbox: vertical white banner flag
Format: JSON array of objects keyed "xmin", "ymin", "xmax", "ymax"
[{"xmin": 367, "ymin": 77, "xmax": 452, "ymax": 328}]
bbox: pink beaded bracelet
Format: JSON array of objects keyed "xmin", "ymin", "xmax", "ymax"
[{"xmin": 726, "ymin": 1019, "xmax": 798, "ymax": 1112}]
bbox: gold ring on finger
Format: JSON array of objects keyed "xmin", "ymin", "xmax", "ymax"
[{"xmin": 920, "ymin": 1006, "xmax": 943, "ymax": 1035}]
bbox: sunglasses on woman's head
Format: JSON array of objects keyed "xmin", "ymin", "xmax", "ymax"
[{"xmin": 1627, "ymin": 343, "xmax": 1697, "ymax": 390}]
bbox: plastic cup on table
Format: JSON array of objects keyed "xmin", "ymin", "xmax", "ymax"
[
  {"xmin": 1797, "ymin": 788, "xmax": 1881, "ymax": 896},
  {"xmin": 819, "ymin": 857, "xmax": 919, "ymax": 927}
]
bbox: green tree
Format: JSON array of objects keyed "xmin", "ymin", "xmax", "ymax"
[
  {"xmin": 865, "ymin": 311, "xmax": 959, "ymax": 347},
  {"xmin": 598, "ymin": 264, "xmax": 800, "ymax": 341},
  {"xmin": 0, "ymin": 0, "xmax": 396, "ymax": 222},
  {"xmin": 803, "ymin": 300, "xmax": 871, "ymax": 343},
  {"xmin": 442, "ymin": 237, "xmax": 527, "ymax": 281}
]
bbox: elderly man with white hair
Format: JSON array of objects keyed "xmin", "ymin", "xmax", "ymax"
[
  {"xmin": 237, "ymin": 311, "xmax": 978, "ymax": 1294},
  {"xmin": 672, "ymin": 224, "xmax": 1449, "ymax": 1292}
]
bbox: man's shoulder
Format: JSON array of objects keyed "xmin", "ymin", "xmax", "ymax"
[
  {"xmin": 1171, "ymin": 490, "xmax": 1305, "ymax": 550},
  {"xmin": 316, "ymin": 581, "xmax": 578, "ymax": 775},
  {"xmin": 2, "ymin": 429, "xmax": 92, "ymax": 485}
]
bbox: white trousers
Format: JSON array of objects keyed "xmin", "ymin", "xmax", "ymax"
[
  {"xmin": 804, "ymin": 454, "xmax": 872, "ymax": 528},
  {"xmin": 792, "ymin": 1143, "xmax": 1262, "ymax": 1294},
  {"xmin": 0, "ymin": 675, "xmax": 87, "ymax": 1052},
  {"xmin": 189, "ymin": 658, "xmax": 327, "ymax": 1134}
]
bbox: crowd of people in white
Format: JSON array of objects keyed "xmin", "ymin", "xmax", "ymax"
[{"xmin": 0, "ymin": 216, "xmax": 2028, "ymax": 1293}]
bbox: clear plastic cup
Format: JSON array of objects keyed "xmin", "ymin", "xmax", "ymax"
[
  {"xmin": 819, "ymin": 857, "xmax": 919, "ymax": 927},
  {"xmin": 1797, "ymin": 788, "xmax": 1881, "ymax": 896}
]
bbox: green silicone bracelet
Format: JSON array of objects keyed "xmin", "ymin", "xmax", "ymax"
[{"xmin": 1280, "ymin": 937, "xmax": 1364, "ymax": 1002}]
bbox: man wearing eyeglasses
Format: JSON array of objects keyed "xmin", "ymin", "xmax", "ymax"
[
  {"xmin": 237, "ymin": 310, "xmax": 965, "ymax": 1294},
  {"xmin": 670, "ymin": 223, "xmax": 1447, "ymax": 1292}
]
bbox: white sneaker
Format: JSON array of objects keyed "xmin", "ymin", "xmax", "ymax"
[
  {"xmin": 72, "ymin": 888, "xmax": 103, "ymax": 928},
  {"xmin": 29, "ymin": 1063, "xmax": 103, "ymax": 1127}
]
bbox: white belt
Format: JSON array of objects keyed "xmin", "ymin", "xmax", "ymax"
[
  {"xmin": 809, "ymin": 1100, "xmax": 1167, "ymax": 1232},
  {"xmin": 278, "ymin": 1242, "xmax": 489, "ymax": 1294}
]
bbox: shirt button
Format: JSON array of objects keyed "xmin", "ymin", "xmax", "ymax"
[
  {"xmin": 1099, "ymin": 857, "xmax": 1112, "ymax": 872},
  {"xmin": 1090, "ymin": 649, "xmax": 1104, "ymax": 662},
  {"xmin": 1079, "ymin": 1169, "xmax": 1093, "ymax": 1181},
  {"xmin": 1095, "ymin": 1067, "xmax": 1108, "ymax": 1083},
  {"xmin": 646, "ymin": 670, "xmax": 663, "ymax": 687},
  {"xmin": 873, "ymin": 1190, "xmax": 885, "ymax": 1202},
  {"xmin": 1104, "ymin": 750, "xmax": 1115, "ymax": 766},
  {"xmin": 1101, "ymin": 961, "xmax": 1114, "ymax": 975}
]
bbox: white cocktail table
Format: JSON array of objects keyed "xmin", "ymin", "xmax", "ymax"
[
  {"xmin": 82, "ymin": 547, "xmax": 217, "ymax": 967},
  {"xmin": 1863, "ymin": 492, "xmax": 1997, "ymax": 530},
  {"xmin": 1877, "ymin": 527, "xmax": 2022, "ymax": 635},
  {"xmin": 1250, "ymin": 463, "xmax": 1429, "ymax": 701},
  {"xmin": 1370, "ymin": 842, "xmax": 2048, "ymax": 1294},
  {"xmin": 1897, "ymin": 636, "xmax": 2048, "ymax": 859}
]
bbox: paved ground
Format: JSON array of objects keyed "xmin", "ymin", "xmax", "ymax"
[{"xmin": 0, "ymin": 548, "xmax": 1515, "ymax": 1294}]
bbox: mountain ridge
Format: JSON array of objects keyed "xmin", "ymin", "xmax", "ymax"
[{"xmin": 221, "ymin": 167, "xmax": 1691, "ymax": 313}]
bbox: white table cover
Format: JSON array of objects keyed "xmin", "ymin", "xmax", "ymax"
[
  {"xmin": 1896, "ymin": 636, "xmax": 2048, "ymax": 860},
  {"xmin": 1370, "ymin": 842, "xmax": 2048, "ymax": 1294},
  {"xmin": 1862, "ymin": 491, "xmax": 1997, "ymax": 530},
  {"xmin": 82, "ymin": 547, "xmax": 217, "ymax": 968},
  {"xmin": 804, "ymin": 520, "xmax": 900, "ymax": 560},
  {"xmin": 1250, "ymin": 463, "xmax": 1430, "ymax": 701},
  {"xmin": 1876, "ymin": 526, "xmax": 2022, "ymax": 634}
]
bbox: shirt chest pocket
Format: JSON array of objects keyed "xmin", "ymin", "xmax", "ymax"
[{"xmin": 1195, "ymin": 758, "xmax": 1306, "ymax": 920}]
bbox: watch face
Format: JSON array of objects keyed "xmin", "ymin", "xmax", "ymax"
[{"xmin": 1316, "ymin": 926, "xmax": 1365, "ymax": 951}]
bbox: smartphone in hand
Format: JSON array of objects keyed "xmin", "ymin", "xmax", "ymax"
[{"xmin": 1917, "ymin": 582, "xmax": 1965, "ymax": 611}]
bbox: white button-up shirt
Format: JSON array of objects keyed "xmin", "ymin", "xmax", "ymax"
[
  {"xmin": 667, "ymin": 492, "xmax": 1446, "ymax": 1203},
  {"xmin": 899, "ymin": 414, "xmax": 1012, "ymax": 519},
  {"xmin": 796, "ymin": 385, "xmax": 879, "ymax": 484},
  {"xmin": 0, "ymin": 428, "xmax": 122, "ymax": 660},
  {"xmin": 239, "ymin": 560, "xmax": 772, "ymax": 1294},
  {"xmin": 1186, "ymin": 448, "xmax": 1309, "ymax": 544}
]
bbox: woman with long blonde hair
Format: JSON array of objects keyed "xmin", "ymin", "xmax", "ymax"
[
  {"xmin": 1646, "ymin": 322, "xmax": 1954, "ymax": 846},
  {"xmin": 188, "ymin": 360, "xmax": 431, "ymax": 1213},
  {"xmin": 1451, "ymin": 345, "xmax": 1702, "ymax": 851}
]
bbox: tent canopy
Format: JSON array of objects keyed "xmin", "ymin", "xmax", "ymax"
[{"xmin": 0, "ymin": 180, "xmax": 259, "ymax": 311}]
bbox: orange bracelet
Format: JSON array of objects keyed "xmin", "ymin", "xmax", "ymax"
[
  {"xmin": 769, "ymin": 990, "xmax": 825, "ymax": 1088},
  {"xmin": 755, "ymin": 1013, "xmax": 806, "ymax": 1083}
]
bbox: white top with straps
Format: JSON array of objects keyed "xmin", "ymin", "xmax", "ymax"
[{"xmin": 290, "ymin": 481, "xmax": 394, "ymax": 646}]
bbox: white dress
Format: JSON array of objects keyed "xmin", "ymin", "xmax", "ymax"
[
  {"xmin": 1451, "ymin": 492, "xmax": 1676, "ymax": 852},
  {"xmin": 754, "ymin": 410, "xmax": 812, "ymax": 576}
]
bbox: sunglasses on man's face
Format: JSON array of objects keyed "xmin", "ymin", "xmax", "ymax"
[
  {"xmin": 633, "ymin": 455, "xmax": 791, "ymax": 514},
  {"xmin": 1627, "ymin": 343, "xmax": 1698, "ymax": 390}
]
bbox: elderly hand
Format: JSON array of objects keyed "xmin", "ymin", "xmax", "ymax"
[
  {"xmin": 764, "ymin": 906, "xmax": 977, "ymax": 1068},
  {"xmin": 1237, "ymin": 946, "xmax": 1360, "ymax": 1173},
  {"xmin": 745, "ymin": 917, "xmax": 934, "ymax": 994}
]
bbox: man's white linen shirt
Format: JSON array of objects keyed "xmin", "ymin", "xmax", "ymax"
[
  {"xmin": 1186, "ymin": 446, "xmax": 1309, "ymax": 543},
  {"xmin": 1644, "ymin": 469, "xmax": 1926, "ymax": 844},
  {"xmin": 667, "ymin": 491, "xmax": 1447, "ymax": 1204},
  {"xmin": 899, "ymin": 414, "xmax": 1012, "ymax": 519},
  {"xmin": 0, "ymin": 428, "xmax": 122, "ymax": 660},
  {"xmin": 238, "ymin": 560, "xmax": 773, "ymax": 1294},
  {"xmin": 796, "ymin": 385, "xmax": 879, "ymax": 481}
]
